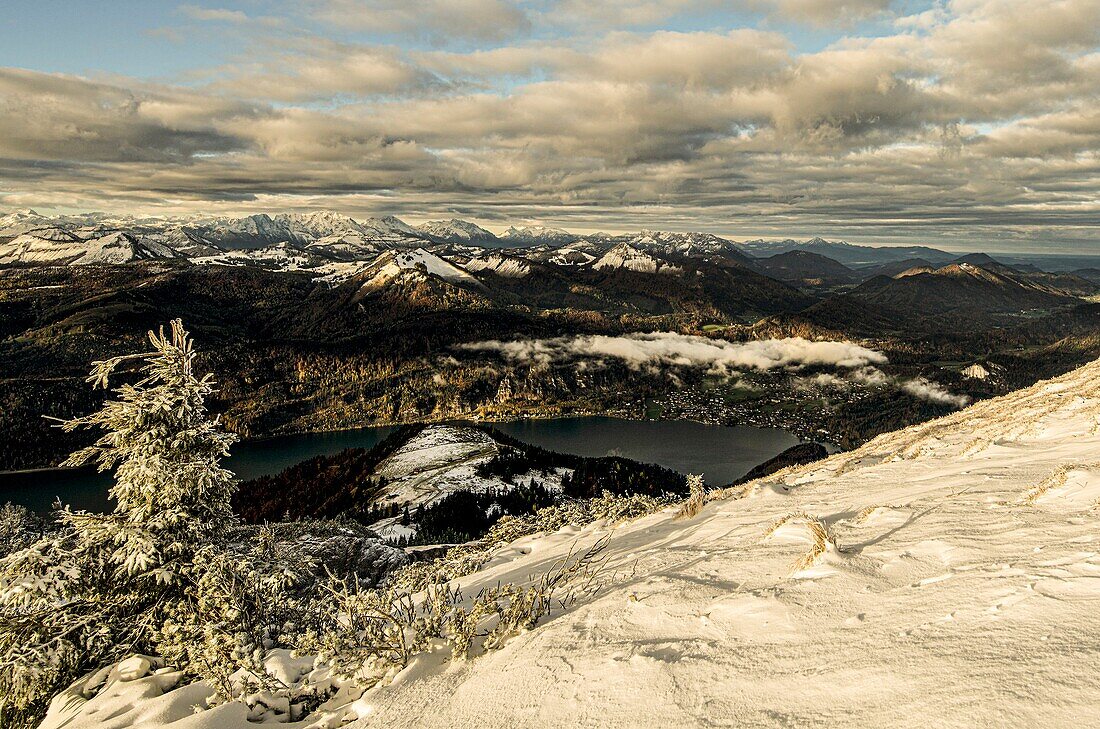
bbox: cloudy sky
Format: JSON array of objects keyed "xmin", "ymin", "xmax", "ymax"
[{"xmin": 1, "ymin": 1, "xmax": 1097, "ymax": 249}]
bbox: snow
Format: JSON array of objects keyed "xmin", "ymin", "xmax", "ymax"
[
  {"xmin": 374, "ymin": 425, "xmax": 564, "ymax": 508},
  {"xmin": 593, "ymin": 243, "xmax": 682, "ymax": 274},
  {"xmin": 0, "ymin": 229, "xmax": 180, "ymax": 265},
  {"xmin": 36, "ymin": 357, "xmax": 1100, "ymax": 728},
  {"xmin": 417, "ymin": 219, "xmax": 498, "ymax": 245},
  {"xmin": 350, "ymin": 357, "xmax": 1100, "ymax": 726},
  {"xmin": 462, "ymin": 253, "xmax": 532, "ymax": 278},
  {"xmin": 357, "ymin": 249, "xmax": 484, "ymax": 292},
  {"xmin": 190, "ymin": 243, "xmax": 324, "ymax": 272},
  {"xmin": 963, "ymin": 363, "xmax": 991, "ymax": 380}
]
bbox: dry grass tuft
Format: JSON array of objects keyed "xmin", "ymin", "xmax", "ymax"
[
  {"xmin": 1022, "ymin": 463, "xmax": 1099, "ymax": 505},
  {"xmin": 675, "ymin": 474, "xmax": 707, "ymax": 520},
  {"xmin": 854, "ymin": 505, "xmax": 880, "ymax": 524},
  {"xmin": 764, "ymin": 511, "xmax": 840, "ymax": 574}
]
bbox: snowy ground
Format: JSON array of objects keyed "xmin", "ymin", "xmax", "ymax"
[
  {"xmin": 356, "ymin": 358, "xmax": 1100, "ymax": 727},
  {"xmin": 41, "ymin": 359, "xmax": 1100, "ymax": 727}
]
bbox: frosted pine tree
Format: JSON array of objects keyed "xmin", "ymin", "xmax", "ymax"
[
  {"xmin": 60, "ymin": 319, "xmax": 237, "ymax": 583},
  {"xmin": 0, "ymin": 320, "xmax": 248, "ymax": 727}
]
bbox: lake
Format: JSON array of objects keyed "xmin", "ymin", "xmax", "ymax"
[{"xmin": 0, "ymin": 417, "xmax": 809, "ymax": 513}]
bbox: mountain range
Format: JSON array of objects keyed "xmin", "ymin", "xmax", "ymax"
[{"xmin": 3, "ymin": 209, "xmax": 1100, "ymax": 473}]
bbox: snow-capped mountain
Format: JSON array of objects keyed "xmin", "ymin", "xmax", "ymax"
[
  {"xmin": 375, "ymin": 425, "xmax": 563, "ymax": 508},
  {"xmin": 272, "ymin": 212, "xmax": 370, "ymax": 242},
  {"xmin": 358, "ymin": 215, "xmax": 421, "ymax": 238},
  {"xmin": 142, "ymin": 227, "xmax": 223, "ymax": 258},
  {"xmin": 0, "ymin": 208, "xmax": 56, "ymax": 235},
  {"xmin": 354, "ymin": 248, "xmax": 484, "ymax": 293},
  {"xmin": 462, "ymin": 252, "xmax": 534, "ymax": 278},
  {"xmin": 625, "ymin": 230, "xmax": 742, "ymax": 258},
  {"xmin": 193, "ymin": 214, "xmax": 291, "ymax": 248},
  {"xmin": 499, "ymin": 225, "xmax": 578, "ymax": 247},
  {"xmin": 0, "ymin": 229, "xmax": 180, "ymax": 266},
  {"xmin": 416, "ymin": 219, "xmax": 501, "ymax": 247},
  {"xmin": 593, "ymin": 242, "xmax": 682, "ymax": 274}
]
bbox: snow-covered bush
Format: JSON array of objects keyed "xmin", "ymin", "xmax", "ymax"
[
  {"xmin": 391, "ymin": 491, "xmax": 672, "ymax": 593},
  {"xmin": 0, "ymin": 321, "xmax": 314, "ymax": 727},
  {"xmin": 300, "ymin": 535, "xmax": 610, "ymax": 686}
]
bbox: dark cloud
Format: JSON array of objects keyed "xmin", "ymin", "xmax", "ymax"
[{"xmin": 1, "ymin": 0, "xmax": 1098, "ymax": 250}]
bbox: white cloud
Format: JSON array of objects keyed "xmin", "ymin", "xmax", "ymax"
[
  {"xmin": 3, "ymin": 0, "xmax": 1099, "ymax": 246},
  {"xmin": 900, "ymin": 377, "xmax": 970, "ymax": 408},
  {"xmin": 458, "ymin": 333, "xmax": 888, "ymax": 372},
  {"xmin": 309, "ymin": 0, "xmax": 531, "ymax": 43}
]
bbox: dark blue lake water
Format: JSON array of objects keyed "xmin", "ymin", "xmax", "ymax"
[{"xmin": 0, "ymin": 417, "xmax": 807, "ymax": 513}]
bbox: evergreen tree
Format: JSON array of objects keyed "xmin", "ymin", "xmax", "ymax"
[
  {"xmin": 0, "ymin": 321, "xmax": 296, "ymax": 727},
  {"xmin": 60, "ymin": 319, "xmax": 238, "ymax": 583}
]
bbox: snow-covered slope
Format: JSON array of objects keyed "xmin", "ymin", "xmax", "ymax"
[
  {"xmin": 189, "ymin": 242, "xmax": 329, "ymax": 272},
  {"xmin": 417, "ymin": 219, "xmax": 500, "ymax": 247},
  {"xmin": 462, "ymin": 252, "xmax": 533, "ymax": 278},
  {"xmin": 374, "ymin": 425, "xmax": 564, "ymax": 510},
  {"xmin": 0, "ymin": 208, "xmax": 56, "ymax": 235},
  {"xmin": 355, "ymin": 248, "xmax": 485, "ymax": 292},
  {"xmin": 37, "ymin": 358, "xmax": 1100, "ymax": 727},
  {"xmin": 593, "ymin": 242, "xmax": 682, "ymax": 274},
  {"xmin": 349, "ymin": 357, "xmax": 1100, "ymax": 727},
  {"xmin": 0, "ymin": 229, "xmax": 179, "ymax": 265},
  {"xmin": 71, "ymin": 232, "xmax": 179, "ymax": 265}
]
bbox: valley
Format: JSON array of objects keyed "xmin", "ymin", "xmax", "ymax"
[{"xmin": 3, "ymin": 211, "xmax": 1098, "ymax": 475}]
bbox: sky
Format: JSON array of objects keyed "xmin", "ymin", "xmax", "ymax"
[{"xmin": 0, "ymin": 0, "xmax": 1098, "ymax": 250}]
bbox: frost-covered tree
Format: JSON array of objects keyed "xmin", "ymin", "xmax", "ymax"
[
  {"xmin": 0, "ymin": 320, "xmax": 291, "ymax": 728},
  {"xmin": 59, "ymin": 319, "xmax": 237, "ymax": 583}
]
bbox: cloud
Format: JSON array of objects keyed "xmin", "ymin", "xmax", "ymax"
[
  {"xmin": 763, "ymin": 0, "xmax": 893, "ymax": 25},
  {"xmin": 309, "ymin": 0, "xmax": 531, "ymax": 43},
  {"xmin": 0, "ymin": 69, "xmax": 259, "ymax": 164},
  {"xmin": 178, "ymin": 5, "xmax": 283, "ymax": 26},
  {"xmin": 796, "ymin": 367, "xmax": 969, "ymax": 408},
  {"xmin": 900, "ymin": 377, "xmax": 970, "ymax": 408},
  {"xmin": 461, "ymin": 333, "xmax": 970, "ymax": 408},
  {"xmin": 458, "ymin": 333, "xmax": 888, "ymax": 372},
  {"xmin": 2, "ymin": 0, "xmax": 1099, "ymax": 249}
]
